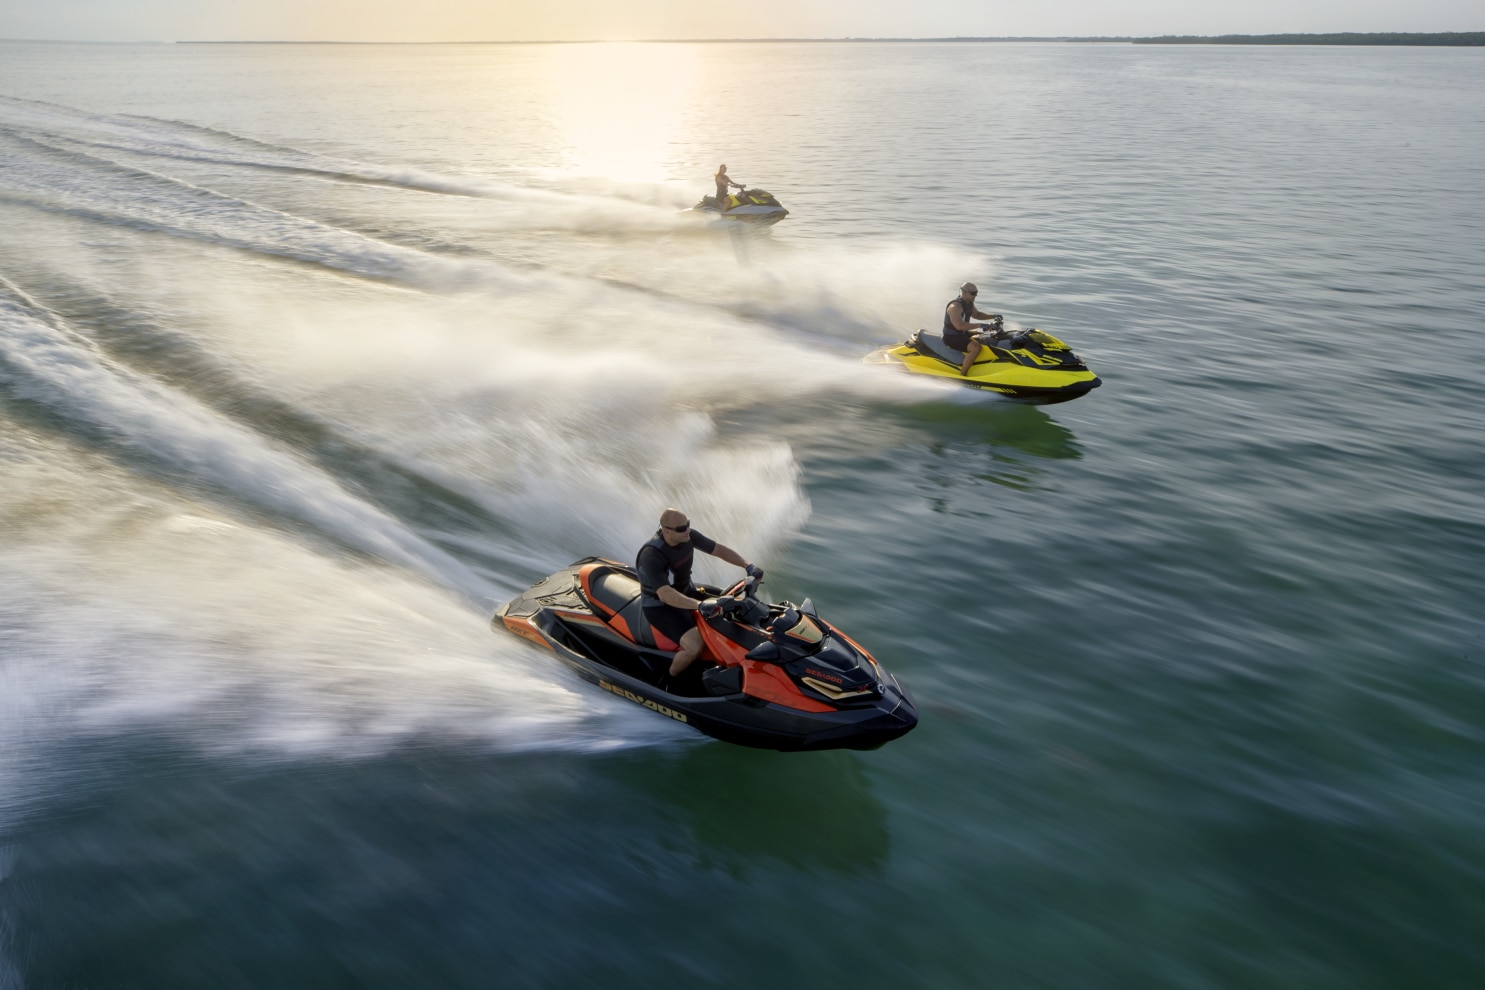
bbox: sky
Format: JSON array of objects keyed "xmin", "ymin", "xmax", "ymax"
[{"xmin": 0, "ymin": 0, "xmax": 1480, "ymax": 43}]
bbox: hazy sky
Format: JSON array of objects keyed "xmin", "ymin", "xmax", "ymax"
[{"xmin": 1, "ymin": 0, "xmax": 1480, "ymax": 43}]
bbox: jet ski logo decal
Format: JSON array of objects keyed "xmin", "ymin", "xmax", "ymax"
[
  {"xmin": 503, "ymin": 615, "xmax": 553, "ymax": 650},
  {"xmin": 599, "ymin": 681, "xmax": 689, "ymax": 723}
]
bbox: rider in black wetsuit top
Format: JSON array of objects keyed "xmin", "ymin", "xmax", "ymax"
[
  {"xmin": 943, "ymin": 281, "xmax": 1004, "ymax": 376},
  {"xmin": 636, "ymin": 508, "xmax": 761, "ymax": 689}
]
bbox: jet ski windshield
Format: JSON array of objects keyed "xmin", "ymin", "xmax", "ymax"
[
  {"xmin": 771, "ymin": 608, "xmax": 824, "ymax": 647},
  {"xmin": 772, "ymin": 605, "xmax": 831, "ymax": 650}
]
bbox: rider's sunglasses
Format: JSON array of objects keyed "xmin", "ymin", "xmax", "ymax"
[
  {"xmin": 966, "ymin": 289, "xmax": 978, "ymax": 296},
  {"xmin": 663, "ymin": 522, "xmax": 691, "ymax": 533}
]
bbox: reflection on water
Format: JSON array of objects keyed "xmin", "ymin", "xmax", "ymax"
[
  {"xmin": 904, "ymin": 402, "xmax": 1081, "ymax": 495},
  {"xmin": 641, "ymin": 744, "xmax": 889, "ymax": 875},
  {"xmin": 902, "ymin": 402, "xmax": 1082, "ymax": 462}
]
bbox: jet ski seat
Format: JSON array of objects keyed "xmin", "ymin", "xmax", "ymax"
[
  {"xmin": 910, "ymin": 330, "xmax": 966, "ymax": 366},
  {"xmin": 911, "ymin": 328, "xmax": 1020, "ymax": 366},
  {"xmin": 586, "ymin": 566, "xmax": 665, "ymax": 651}
]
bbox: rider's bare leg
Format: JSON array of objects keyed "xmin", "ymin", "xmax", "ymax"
[
  {"xmin": 960, "ymin": 339, "xmax": 983, "ymax": 376},
  {"xmin": 667, "ymin": 627, "xmax": 704, "ymax": 678}
]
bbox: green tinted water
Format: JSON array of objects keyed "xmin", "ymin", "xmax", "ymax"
[{"xmin": 1, "ymin": 41, "xmax": 1483, "ymax": 989}]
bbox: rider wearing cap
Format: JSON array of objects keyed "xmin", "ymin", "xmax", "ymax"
[
  {"xmin": 943, "ymin": 282, "xmax": 1004, "ymax": 376},
  {"xmin": 636, "ymin": 507, "xmax": 761, "ymax": 687}
]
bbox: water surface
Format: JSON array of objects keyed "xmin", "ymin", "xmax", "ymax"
[{"xmin": 2, "ymin": 40, "xmax": 1483, "ymax": 989}]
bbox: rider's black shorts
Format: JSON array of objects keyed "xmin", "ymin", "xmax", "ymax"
[
  {"xmin": 943, "ymin": 328, "xmax": 974, "ymax": 352},
  {"xmin": 644, "ymin": 604, "xmax": 695, "ymax": 649}
]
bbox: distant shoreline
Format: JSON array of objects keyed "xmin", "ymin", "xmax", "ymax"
[
  {"xmin": 1128, "ymin": 32, "xmax": 1484, "ymax": 46},
  {"xmin": 7, "ymin": 32, "xmax": 1481, "ymax": 47}
]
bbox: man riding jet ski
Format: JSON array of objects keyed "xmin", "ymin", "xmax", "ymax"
[
  {"xmin": 865, "ymin": 283, "xmax": 1101, "ymax": 403},
  {"xmin": 492, "ymin": 519, "xmax": 917, "ymax": 752},
  {"xmin": 687, "ymin": 164, "xmax": 789, "ymax": 224},
  {"xmin": 637, "ymin": 508, "xmax": 759, "ymax": 690}
]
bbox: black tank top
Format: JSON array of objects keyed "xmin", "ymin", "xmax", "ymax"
[
  {"xmin": 636, "ymin": 530, "xmax": 716, "ymax": 607},
  {"xmin": 943, "ymin": 297, "xmax": 973, "ymax": 334}
]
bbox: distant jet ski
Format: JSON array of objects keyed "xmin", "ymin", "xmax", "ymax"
[
  {"xmin": 494, "ymin": 558, "xmax": 916, "ymax": 751},
  {"xmin": 866, "ymin": 326, "xmax": 1101, "ymax": 403},
  {"xmin": 687, "ymin": 188, "xmax": 790, "ymax": 225}
]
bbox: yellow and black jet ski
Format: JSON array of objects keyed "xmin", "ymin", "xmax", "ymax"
[
  {"xmin": 687, "ymin": 188, "xmax": 789, "ymax": 225},
  {"xmin": 866, "ymin": 326, "xmax": 1101, "ymax": 403}
]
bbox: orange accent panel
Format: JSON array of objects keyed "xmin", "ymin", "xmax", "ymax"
[
  {"xmin": 608, "ymin": 612, "xmax": 636, "ymax": 644},
  {"xmin": 652, "ymin": 624, "xmax": 680, "ymax": 652},
  {"xmin": 698, "ymin": 621, "xmax": 747, "ymax": 667},
  {"xmin": 698, "ymin": 619, "xmax": 833, "ymax": 710},
  {"xmin": 502, "ymin": 615, "xmax": 553, "ymax": 650},
  {"xmin": 578, "ymin": 564, "xmax": 614, "ymax": 616},
  {"xmin": 741, "ymin": 661, "xmax": 835, "ymax": 713}
]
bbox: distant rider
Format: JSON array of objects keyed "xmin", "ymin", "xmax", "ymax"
[
  {"xmin": 943, "ymin": 282, "xmax": 1004, "ymax": 376},
  {"xmin": 714, "ymin": 164, "xmax": 745, "ymax": 208},
  {"xmin": 637, "ymin": 507, "xmax": 762, "ymax": 689}
]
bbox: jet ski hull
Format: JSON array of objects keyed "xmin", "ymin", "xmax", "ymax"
[
  {"xmin": 867, "ymin": 328, "xmax": 1101, "ymax": 403},
  {"xmin": 687, "ymin": 204, "xmax": 790, "ymax": 225},
  {"xmin": 494, "ymin": 559, "xmax": 917, "ymax": 752},
  {"xmin": 686, "ymin": 188, "xmax": 790, "ymax": 226}
]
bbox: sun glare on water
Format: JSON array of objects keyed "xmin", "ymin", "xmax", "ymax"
[{"xmin": 540, "ymin": 42, "xmax": 699, "ymax": 182}]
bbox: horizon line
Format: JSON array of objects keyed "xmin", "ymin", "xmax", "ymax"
[{"xmin": 3, "ymin": 31, "xmax": 1482, "ymax": 46}]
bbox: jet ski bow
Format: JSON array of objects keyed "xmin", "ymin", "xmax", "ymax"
[
  {"xmin": 866, "ymin": 326, "xmax": 1101, "ymax": 403},
  {"xmin": 494, "ymin": 559, "xmax": 916, "ymax": 751}
]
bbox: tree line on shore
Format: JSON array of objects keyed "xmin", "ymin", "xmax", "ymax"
[{"xmin": 1124, "ymin": 32, "xmax": 1485, "ymax": 46}]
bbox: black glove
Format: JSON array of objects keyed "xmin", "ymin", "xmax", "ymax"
[
  {"xmin": 698, "ymin": 599, "xmax": 723, "ymax": 619},
  {"xmin": 745, "ymin": 563, "xmax": 765, "ymax": 581}
]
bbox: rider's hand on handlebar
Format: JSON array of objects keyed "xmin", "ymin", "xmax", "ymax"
[
  {"xmin": 745, "ymin": 563, "xmax": 765, "ymax": 581},
  {"xmin": 698, "ymin": 599, "xmax": 723, "ymax": 619}
]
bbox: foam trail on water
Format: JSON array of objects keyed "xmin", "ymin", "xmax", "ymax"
[
  {"xmin": 0, "ymin": 95, "xmax": 680, "ymax": 229},
  {"xmin": 0, "ymin": 82, "xmax": 1010, "ymax": 827},
  {"xmin": 0, "ymin": 131, "xmax": 515, "ymax": 290},
  {"xmin": 0, "ymin": 277, "xmax": 488, "ymax": 600},
  {"xmin": 0, "ymin": 426, "xmax": 687, "ymax": 844}
]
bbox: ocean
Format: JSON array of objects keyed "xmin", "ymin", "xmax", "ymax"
[{"xmin": 1, "ymin": 40, "xmax": 1483, "ymax": 988}]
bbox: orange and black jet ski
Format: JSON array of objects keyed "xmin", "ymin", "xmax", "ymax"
[{"xmin": 494, "ymin": 559, "xmax": 917, "ymax": 751}]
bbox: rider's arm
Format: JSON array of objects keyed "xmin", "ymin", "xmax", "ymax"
[
  {"xmin": 946, "ymin": 302, "xmax": 978, "ymax": 332},
  {"xmin": 657, "ymin": 584, "xmax": 702, "ymax": 609},
  {"xmin": 690, "ymin": 531, "xmax": 754, "ymax": 574},
  {"xmin": 639, "ymin": 547, "xmax": 699, "ymax": 609},
  {"xmin": 708, "ymin": 542, "xmax": 752, "ymax": 571}
]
